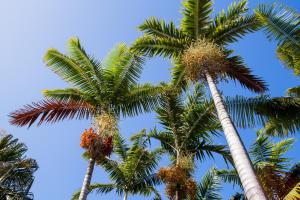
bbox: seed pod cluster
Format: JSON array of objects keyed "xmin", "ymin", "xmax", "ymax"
[
  {"xmin": 158, "ymin": 165, "xmax": 196, "ymax": 200},
  {"xmin": 182, "ymin": 39, "xmax": 225, "ymax": 82},
  {"xmin": 80, "ymin": 128, "xmax": 113, "ymax": 162}
]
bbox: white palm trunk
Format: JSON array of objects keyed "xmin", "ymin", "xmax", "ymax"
[
  {"xmin": 79, "ymin": 158, "xmax": 95, "ymax": 200},
  {"xmin": 123, "ymin": 192, "xmax": 128, "ymax": 200},
  {"xmin": 205, "ymin": 73, "xmax": 266, "ymax": 200}
]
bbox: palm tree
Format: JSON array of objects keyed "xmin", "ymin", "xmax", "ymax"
[
  {"xmin": 0, "ymin": 133, "xmax": 38, "ymax": 200},
  {"xmin": 132, "ymin": 1, "xmax": 267, "ymax": 199},
  {"xmin": 217, "ymin": 133, "xmax": 300, "ymax": 200},
  {"xmin": 9, "ymin": 38, "xmax": 164, "ymax": 200},
  {"xmin": 195, "ymin": 167, "xmax": 222, "ymax": 200},
  {"xmin": 255, "ymin": 3, "xmax": 300, "ymax": 76},
  {"xmin": 72, "ymin": 130, "xmax": 162, "ymax": 200},
  {"xmin": 140, "ymin": 84, "xmax": 232, "ymax": 199}
]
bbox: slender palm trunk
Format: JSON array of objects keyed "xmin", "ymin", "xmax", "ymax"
[
  {"xmin": 205, "ymin": 73, "xmax": 266, "ymax": 200},
  {"xmin": 79, "ymin": 158, "xmax": 95, "ymax": 200},
  {"xmin": 123, "ymin": 192, "xmax": 128, "ymax": 200}
]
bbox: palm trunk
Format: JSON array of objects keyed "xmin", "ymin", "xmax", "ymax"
[
  {"xmin": 175, "ymin": 148, "xmax": 180, "ymax": 200},
  {"xmin": 123, "ymin": 192, "xmax": 128, "ymax": 200},
  {"xmin": 205, "ymin": 72, "xmax": 266, "ymax": 200},
  {"xmin": 79, "ymin": 158, "xmax": 95, "ymax": 200}
]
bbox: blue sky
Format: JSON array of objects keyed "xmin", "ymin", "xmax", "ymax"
[{"xmin": 0, "ymin": 0, "xmax": 299, "ymax": 199}]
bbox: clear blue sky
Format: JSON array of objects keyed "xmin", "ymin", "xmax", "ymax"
[{"xmin": 0, "ymin": 0, "xmax": 299, "ymax": 199}]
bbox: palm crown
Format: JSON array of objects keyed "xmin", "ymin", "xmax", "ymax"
[
  {"xmin": 10, "ymin": 38, "xmax": 163, "ymax": 127},
  {"xmin": 148, "ymin": 84, "xmax": 231, "ymax": 163},
  {"xmin": 132, "ymin": 0, "xmax": 267, "ymax": 93},
  {"xmin": 73, "ymin": 131, "xmax": 162, "ymax": 200},
  {"xmin": 0, "ymin": 133, "xmax": 38, "ymax": 200}
]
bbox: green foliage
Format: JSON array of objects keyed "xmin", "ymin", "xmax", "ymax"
[
  {"xmin": 133, "ymin": 0, "xmax": 267, "ymax": 94},
  {"xmin": 225, "ymin": 95, "xmax": 300, "ymax": 136},
  {"xmin": 196, "ymin": 168, "xmax": 222, "ymax": 200},
  {"xmin": 218, "ymin": 134, "xmax": 299, "ymax": 199},
  {"xmin": 73, "ymin": 130, "xmax": 162, "ymax": 199},
  {"xmin": 10, "ymin": 39, "xmax": 165, "ymax": 126},
  {"xmin": 255, "ymin": 3, "xmax": 300, "ymax": 76},
  {"xmin": 0, "ymin": 133, "xmax": 38, "ymax": 200}
]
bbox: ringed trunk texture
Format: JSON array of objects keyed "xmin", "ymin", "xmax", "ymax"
[
  {"xmin": 205, "ymin": 73, "xmax": 266, "ymax": 200},
  {"xmin": 79, "ymin": 158, "xmax": 96, "ymax": 200}
]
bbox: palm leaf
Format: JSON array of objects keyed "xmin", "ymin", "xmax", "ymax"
[
  {"xmin": 284, "ymin": 183, "xmax": 300, "ymax": 200},
  {"xmin": 131, "ymin": 35, "xmax": 187, "ymax": 58},
  {"xmin": 9, "ymin": 100, "xmax": 94, "ymax": 127},
  {"xmin": 222, "ymin": 55, "xmax": 268, "ymax": 93},
  {"xmin": 181, "ymin": 0, "xmax": 213, "ymax": 38},
  {"xmin": 139, "ymin": 17, "xmax": 186, "ymax": 40},
  {"xmin": 196, "ymin": 168, "xmax": 222, "ymax": 200}
]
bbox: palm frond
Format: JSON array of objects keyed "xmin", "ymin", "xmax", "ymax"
[
  {"xmin": 181, "ymin": 0, "xmax": 213, "ymax": 38},
  {"xmin": 71, "ymin": 184, "xmax": 115, "ymax": 200},
  {"xmin": 113, "ymin": 134, "xmax": 129, "ymax": 161},
  {"xmin": 43, "ymin": 88, "xmax": 95, "ymax": 105},
  {"xmin": 214, "ymin": 0, "xmax": 248, "ymax": 27},
  {"xmin": 222, "ymin": 55, "xmax": 268, "ymax": 93},
  {"xmin": 212, "ymin": 15, "xmax": 260, "ymax": 45},
  {"xmin": 120, "ymin": 83, "xmax": 165, "ymax": 117},
  {"xmin": 9, "ymin": 100, "xmax": 94, "ymax": 127},
  {"xmin": 68, "ymin": 37, "xmax": 103, "ymax": 93},
  {"xmin": 44, "ymin": 48, "xmax": 98, "ymax": 95},
  {"xmin": 255, "ymin": 3, "xmax": 300, "ymax": 52},
  {"xmin": 284, "ymin": 183, "xmax": 300, "ymax": 200},
  {"xmin": 131, "ymin": 35, "xmax": 187, "ymax": 58},
  {"xmin": 139, "ymin": 17, "xmax": 186, "ymax": 40},
  {"xmin": 216, "ymin": 169, "xmax": 241, "ymax": 187},
  {"xmin": 225, "ymin": 95, "xmax": 300, "ymax": 136},
  {"xmin": 287, "ymin": 86, "xmax": 300, "ymax": 98},
  {"xmin": 197, "ymin": 168, "xmax": 222, "ymax": 200}
]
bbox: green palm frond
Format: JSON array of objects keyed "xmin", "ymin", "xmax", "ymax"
[
  {"xmin": 0, "ymin": 134, "xmax": 38, "ymax": 200},
  {"xmin": 225, "ymin": 95, "xmax": 300, "ymax": 136},
  {"xmin": 139, "ymin": 17, "xmax": 186, "ymax": 40},
  {"xmin": 212, "ymin": 14, "xmax": 260, "ymax": 45},
  {"xmin": 71, "ymin": 184, "xmax": 116, "ymax": 200},
  {"xmin": 196, "ymin": 142, "xmax": 232, "ymax": 164},
  {"xmin": 181, "ymin": 0, "xmax": 213, "ymax": 37},
  {"xmin": 196, "ymin": 168, "xmax": 222, "ymax": 200},
  {"xmin": 132, "ymin": 36, "xmax": 187, "ymax": 58},
  {"xmin": 284, "ymin": 183, "xmax": 300, "ymax": 200},
  {"xmin": 277, "ymin": 45, "xmax": 300, "ymax": 76},
  {"xmin": 113, "ymin": 134, "xmax": 129, "ymax": 161},
  {"xmin": 255, "ymin": 3, "xmax": 300, "ymax": 51},
  {"xmin": 44, "ymin": 48, "xmax": 98, "ymax": 95},
  {"xmin": 120, "ymin": 83, "xmax": 165, "ymax": 117},
  {"xmin": 68, "ymin": 37, "xmax": 103, "ymax": 91},
  {"xmin": 287, "ymin": 86, "xmax": 300, "ymax": 98},
  {"xmin": 213, "ymin": 0, "xmax": 248, "ymax": 27},
  {"xmin": 216, "ymin": 169, "xmax": 241, "ymax": 187},
  {"xmin": 42, "ymin": 88, "xmax": 96, "ymax": 104}
]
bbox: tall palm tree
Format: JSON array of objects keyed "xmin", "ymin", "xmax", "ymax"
[
  {"xmin": 140, "ymin": 84, "xmax": 232, "ymax": 199},
  {"xmin": 0, "ymin": 133, "xmax": 38, "ymax": 200},
  {"xmin": 9, "ymin": 38, "xmax": 164, "ymax": 200},
  {"xmin": 72, "ymin": 130, "xmax": 162, "ymax": 200},
  {"xmin": 255, "ymin": 3, "xmax": 300, "ymax": 76},
  {"xmin": 217, "ymin": 133, "xmax": 300, "ymax": 200},
  {"xmin": 132, "ymin": 1, "xmax": 267, "ymax": 199}
]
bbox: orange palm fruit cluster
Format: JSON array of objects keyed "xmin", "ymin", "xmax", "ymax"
[
  {"xmin": 80, "ymin": 128, "xmax": 113, "ymax": 161},
  {"xmin": 80, "ymin": 128, "xmax": 98, "ymax": 149},
  {"xmin": 158, "ymin": 165, "xmax": 196, "ymax": 200}
]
